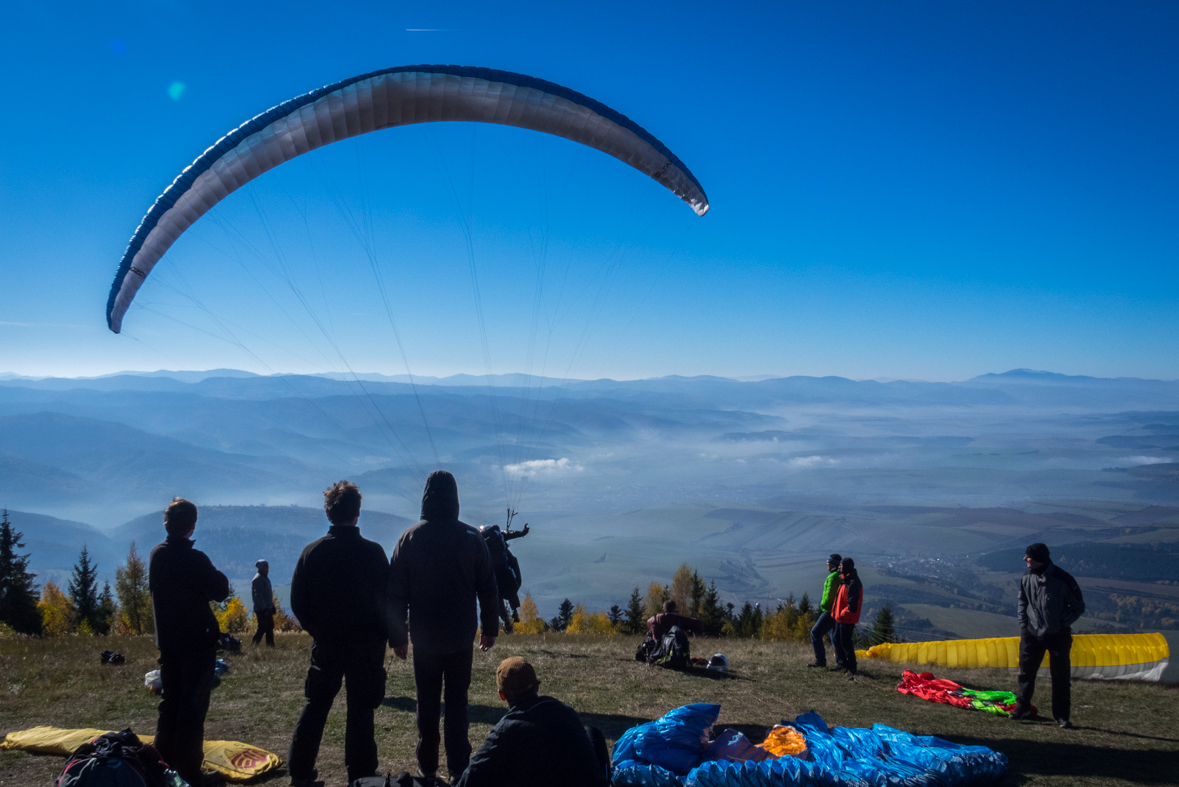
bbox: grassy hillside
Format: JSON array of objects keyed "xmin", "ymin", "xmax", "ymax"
[{"xmin": 2, "ymin": 634, "xmax": 1175, "ymax": 786}]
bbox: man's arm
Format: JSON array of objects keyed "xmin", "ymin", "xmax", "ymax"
[
  {"xmin": 847, "ymin": 581, "xmax": 861, "ymax": 615},
  {"xmin": 199, "ymin": 552, "xmax": 231, "ymax": 604},
  {"xmin": 473, "ymin": 533, "xmax": 500, "ymax": 642},
  {"xmin": 290, "ymin": 552, "xmax": 313, "ymax": 637},
  {"xmin": 455, "ymin": 725, "xmax": 510, "ymax": 787},
  {"xmin": 1059, "ymin": 571, "xmax": 1085, "ymax": 628},
  {"xmin": 387, "ymin": 538, "xmax": 411, "ymax": 653},
  {"xmin": 1016, "ymin": 576, "xmax": 1029, "ymax": 631},
  {"xmin": 680, "ymin": 615, "xmax": 703, "ymax": 636}
]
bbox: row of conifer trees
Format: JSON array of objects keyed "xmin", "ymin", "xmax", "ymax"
[{"xmin": 0, "ymin": 509, "xmax": 297, "ymax": 638}]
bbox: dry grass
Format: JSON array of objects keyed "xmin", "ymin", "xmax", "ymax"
[{"xmin": 2, "ymin": 633, "xmax": 1177, "ymax": 786}]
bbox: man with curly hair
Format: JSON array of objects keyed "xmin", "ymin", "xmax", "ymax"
[{"xmin": 288, "ymin": 481, "xmax": 390, "ymax": 786}]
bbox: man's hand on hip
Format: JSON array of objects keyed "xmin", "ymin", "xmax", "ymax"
[
  {"xmin": 479, "ymin": 634, "xmax": 496, "ymax": 652},
  {"xmin": 393, "ymin": 645, "xmax": 408, "ymax": 660}
]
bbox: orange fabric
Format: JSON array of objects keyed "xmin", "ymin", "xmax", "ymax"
[
  {"xmin": 832, "ymin": 582, "xmax": 862, "ymax": 624},
  {"xmin": 756, "ymin": 725, "xmax": 808, "ymax": 758}
]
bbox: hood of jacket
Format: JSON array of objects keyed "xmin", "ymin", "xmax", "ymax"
[{"xmin": 420, "ymin": 470, "xmax": 460, "ymax": 523}]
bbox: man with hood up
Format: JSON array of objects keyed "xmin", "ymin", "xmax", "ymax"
[
  {"xmin": 389, "ymin": 471, "xmax": 500, "ymax": 784},
  {"xmin": 831, "ymin": 557, "xmax": 863, "ymax": 677},
  {"xmin": 1012, "ymin": 542, "xmax": 1085, "ymax": 728}
]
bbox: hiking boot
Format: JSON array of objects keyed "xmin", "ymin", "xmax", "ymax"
[
  {"xmin": 290, "ymin": 769, "xmax": 323, "ymax": 787},
  {"xmin": 807, "ymin": 662, "xmax": 826, "ymax": 669},
  {"xmin": 828, "ymin": 665, "xmax": 846, "ymax": 673},
  {"xmin": 1057, "ymin": 718, "xmax": 1074, "ymax": 729},
  {"xmin": 1008, "ymin": 704, "xmax": 1032, "ymax": 721}
]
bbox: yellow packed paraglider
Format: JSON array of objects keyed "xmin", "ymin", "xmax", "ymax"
[{"xmin": 856, "ymin": 632, "xmax": 1169, "ymax": 681}]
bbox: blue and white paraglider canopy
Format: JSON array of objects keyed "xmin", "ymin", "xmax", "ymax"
[{"xmin": 107, "ymin": 65, "xmax": 709, "ymax": 333}]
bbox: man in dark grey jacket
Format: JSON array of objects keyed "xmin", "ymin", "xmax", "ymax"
[
  {"xmin": 288, "ymin": 481, "xmax": 390, "ymax": 786},
  {"xmin": 1012, "ymin": 542, "xmax": 1085, "ymax": 728},
  {"xmin": 456, "ymin": 657, "xmax": 608, "ymax": 787},
  {"xmin": 251, "ymin": 559, "xmax": 275, "ymax": 647},
  {"xmin": 389, "ymin": 471, "xmax": 500, "ymax": 783}
]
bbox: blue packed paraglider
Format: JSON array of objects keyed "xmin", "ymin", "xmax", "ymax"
[{"xmin": 612, "ymin": 705, "xmax": 1008, "ymax": 787}]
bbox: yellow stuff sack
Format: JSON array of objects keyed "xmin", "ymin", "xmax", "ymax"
[
  {"xmin": 0, "ymin": 727, "xmax": 282, "ymax": 782},
  {"xmin": 757, "ymin": 725, "xmax": 807, "ymax": 757}
]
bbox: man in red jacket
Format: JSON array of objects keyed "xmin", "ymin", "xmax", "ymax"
[{"xmin": 831, "ymin": 557, "xmax": 863, "ymax": 678}]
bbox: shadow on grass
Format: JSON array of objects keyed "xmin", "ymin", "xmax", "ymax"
[
  {"xmin": 943, "ymin": 736, "xmax": 1177, "ymax": 785},
  {"xmin": 380, "ymin": 697, "xmax": 651, "ymax": 739}
]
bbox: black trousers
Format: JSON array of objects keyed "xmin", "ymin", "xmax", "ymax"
[
  {"xmin": 833, "ymin": 622, "xmax": 857, "ymax": 673},
  {"xmin": 1017, "ymin": 627, "xmax": 1072, "ymax": 721},
  {"xmin": 289, "ymin": 641, "xmax": 387, "ymax": 782},
  {"xmin": 413, "ymin": 647, "xmax": 474, "ymax": 778},
  {"xmin": 156, "ymin": 648, "xmax": 215, "ymax": 786},
  {"xmin": 810, "ymin": 612, "xmax": 836, "ymax": 666},
  {"xmin": 252, "ymin": 610, "xmax": 275, "ymax": 646}
]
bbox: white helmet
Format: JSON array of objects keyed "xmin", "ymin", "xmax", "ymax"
[{"xmin": 706, "ymin": 653, "xmax": 729, "ymax": 672}]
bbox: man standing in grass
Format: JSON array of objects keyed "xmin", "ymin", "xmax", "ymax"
[
  {"xmin": 808, "ymin": 554, "xmax": 842, "ymax": 668},
  {"xmin": 251, "ymin": 559, "xmax": 275, "ymax": 647},
  {"xmin": 1012, "ymin": 542, "xmax": 1085, "ymax": 728},
  {"xmin": 389, "ymin": 470, "xmax": 500, "ymax": 784},
  {"xmin": 831, "ymin": 557, "xmax": 863, "ymax": 678},
  {"xmin": 288, "ymin": 481, "xmax": 390, "ymax": 786},
  {"xmin": 149, "ymin": 497, "xmax": 230, "ymax": 787}
]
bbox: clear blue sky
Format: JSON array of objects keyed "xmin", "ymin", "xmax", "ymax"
[{"xmin": 2, "ymin": 1, "xmax": 1177, "ymax": 381}]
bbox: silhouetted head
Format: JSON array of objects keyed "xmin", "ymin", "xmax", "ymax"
[
  {"xmin": 827, "ymin": 553, "xmax": 842, "ymax": 569},
  {"xmin": 1025, "ymin": 543, "xmax": 1050, "ymax": 571},
  {"xmin": 663, "ymin": 600, "xmax": 677, "ymax": 614},
  {"xmin": 840, "ymin": 557, "xmax": 855, "ymax": 573},
  {"xmin": 324, "ymin": 480, "xmax": 362, "ymax": 526},
  {"xmin": 164, "ymin": 498, "xmax": 198, "ymax": 538},
  {"xmin": 496, "ymin": 656, "xmax": 540, "ymax": 705},
  {"xmin": 421, "ymin": 470, "xmax": 460, "ymax": 523}
]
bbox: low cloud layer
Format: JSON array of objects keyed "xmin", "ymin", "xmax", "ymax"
[{"xmin": 504, "ymin": 457, "xmax": 583, "ymax": 478}]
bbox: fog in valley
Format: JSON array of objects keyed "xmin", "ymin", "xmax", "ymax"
[{"xmin": 3, "ymin": 368, "xmax": 1177, "ymax": 646}]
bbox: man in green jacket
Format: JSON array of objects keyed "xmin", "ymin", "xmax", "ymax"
[{"xmin": 808, "ymin": 554, "xmax": 842, "ymax": 668}]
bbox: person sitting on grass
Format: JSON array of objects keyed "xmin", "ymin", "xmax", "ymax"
[{"xmin": 456, "ymin": 657, "xmax": 608, "ymax": 787}]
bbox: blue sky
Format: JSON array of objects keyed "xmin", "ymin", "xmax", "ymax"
[{"xmin": 1, "ymin": 1, "xmax": 1177, "ymax": 381}]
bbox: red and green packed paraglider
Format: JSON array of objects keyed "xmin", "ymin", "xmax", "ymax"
[{"xmin": 897, "ymin": 670, "xmax": 1037, "ymax": 717}]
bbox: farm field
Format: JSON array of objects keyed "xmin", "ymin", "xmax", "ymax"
[{"xmin": 2, "ymin": 633, "xmax": 1177, "ymax": 787}]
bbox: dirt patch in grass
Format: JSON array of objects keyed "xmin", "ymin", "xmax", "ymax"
[{"xmin": 2, "ymin": 633, "xmax": 1176, "ymax": 786}]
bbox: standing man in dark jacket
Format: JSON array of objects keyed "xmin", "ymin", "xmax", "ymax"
[
  {"xmin": 1012, "ymin": 543, "xmax": 1085, "ymax": 728},
  {"xmin": 831, "ymin": 557, "xmax": 863, "ymax": 677},
  {"xmin": 456, "ymin": 657, "xmax": 608, "ymax": 787},
  {"xmin": 288, "ymin": 481, "xmax": 390, "ymax": 786},
  {"xmin": 389, "ymin": 471, "xmax": 499, "ymax": 783},
  {"xmin": 149, "ymin": 498, "xmax": 231, "ymax": 787},
  {"xmin": 251, "ymin": 559, "xmax": 275, "ymax": 647},
  {"xmin": 808, "ymin": 554, "xmax": 842, "ymax": 668}
]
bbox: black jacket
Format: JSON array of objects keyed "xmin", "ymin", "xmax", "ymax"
[
  {"xmin": 389, "ymin": 471, "xmax": 500, "ymax": 653},
  {"xmin": 1018, "ymin": 561, "xmax": 1085, "ymax": 638},
  {"xmin": 456, "ymin": 695, "xmax": 607, "ymax": 787},
  {"xmin": 149, "ymin": 536, "xmax": 230, "ymax": 653},
  {"xmin": 290, "ymin": 524, "xmax": 390, "ymax": 647}
]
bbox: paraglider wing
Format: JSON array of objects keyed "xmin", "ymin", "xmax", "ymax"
[{"xmin": 107, "ymin": 65, "xmax": 710, "ymax": 333}]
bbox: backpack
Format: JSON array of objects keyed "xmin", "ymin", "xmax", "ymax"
[
  {"xmin": 56, "ymin": 730, "xmax": 179, "ymax": 787},
  {"xmin": 481, "ymin": 526, "xmax": 507, "ymax": 566},
  {"xmin": 636, "ymin": 625, "xmax": 691, "ymax": 670}
]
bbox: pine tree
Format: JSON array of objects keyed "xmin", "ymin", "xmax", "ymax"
[
  {"xmin": 115, "ymin": 542, "xmax": 153, "ymax": 635},
  {"xmin": 0, "ymin": 510, "xmax": 42, "ymax": 635},
  {"xmin": 624, "ymin": 587, "xmax": 645, "ymax": 635},
  {"xmin": 700, "ymin": 581, "xmax": 725, "ymax": 637},
  {"xmin": 96, "ymin": 582, "xmax": 117, "ymax": 635},
  {"xmin": 608, "ymin": 604, "xmax": 623, "ymax": 626},
  {"xmin": 68, "ymin": 545, "xmax": 100, "ymax": 633},
  {"xmin": 871, "ymin": 604, "xmax": 899, "ymax": 645},
  {"xmin": 556, "ymin": 598, "xmax": 574, "ymax": 631}
]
